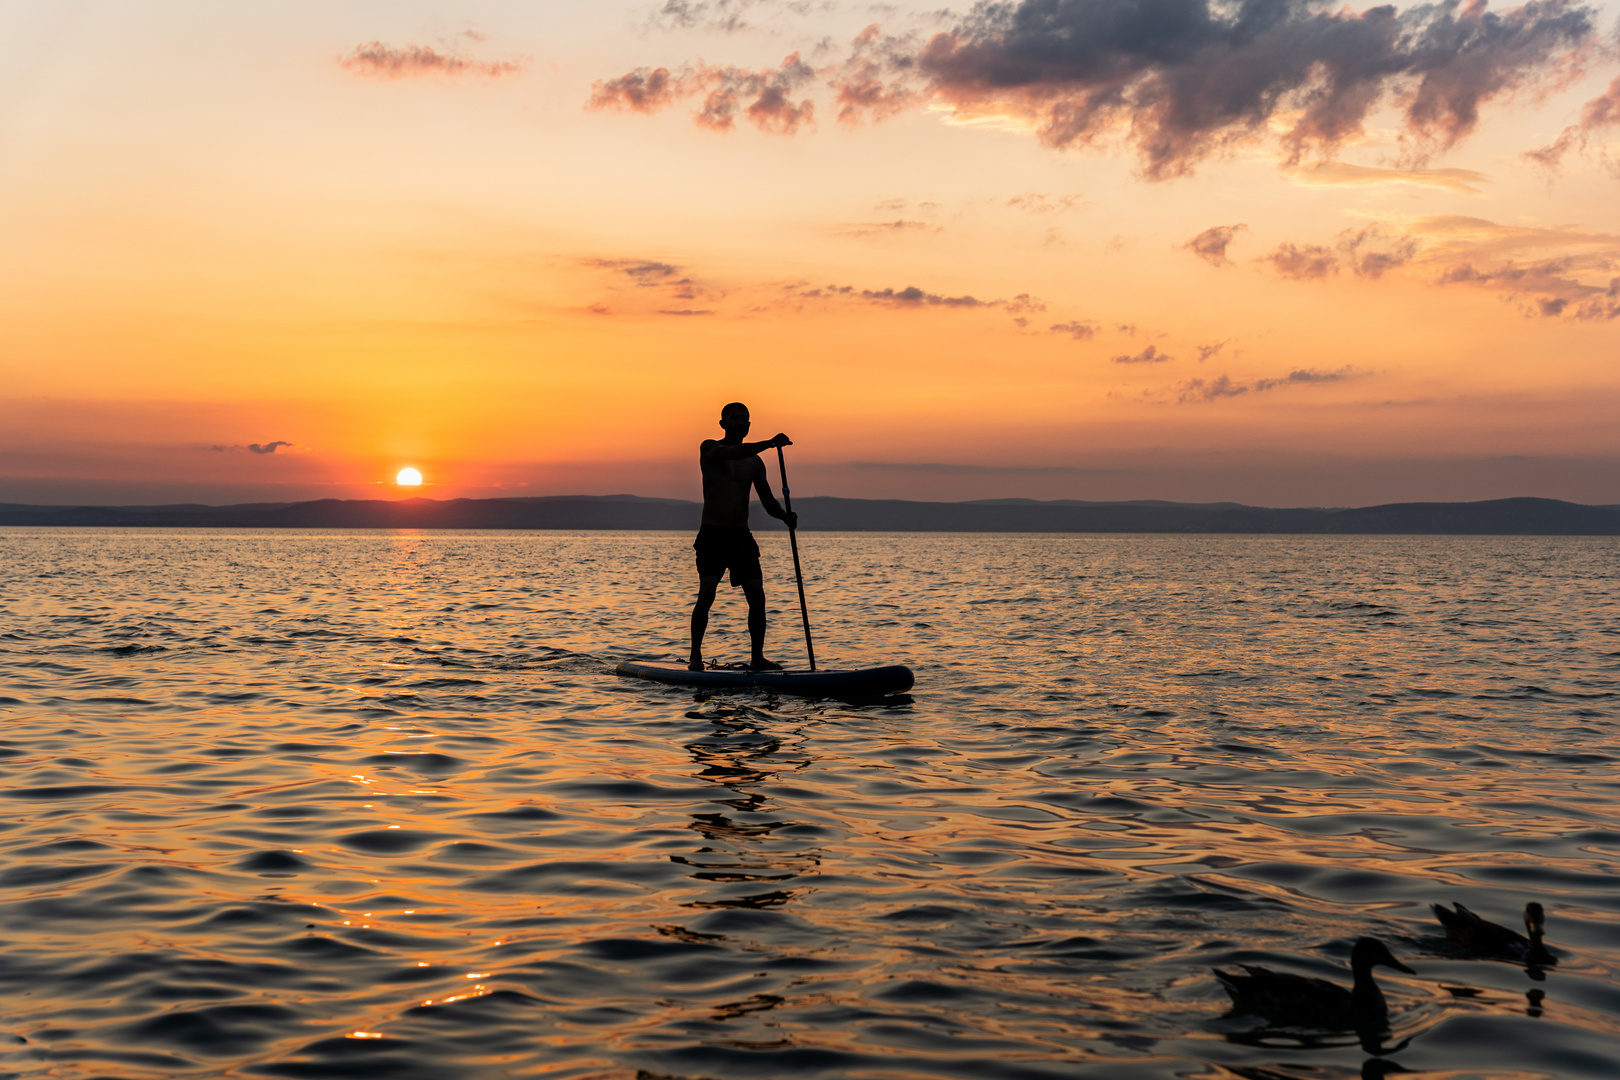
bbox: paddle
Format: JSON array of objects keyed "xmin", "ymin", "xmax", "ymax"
[{"xmin": 775, "ymin": 443, "xmax": 817, "ymax": 671}]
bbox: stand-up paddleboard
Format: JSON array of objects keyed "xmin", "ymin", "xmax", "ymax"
[{"xmin": 616, "ymin": 660, "xmax": 913, "ymax": 697}]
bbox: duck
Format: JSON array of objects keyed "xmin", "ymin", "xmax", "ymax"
[
  {"xmin": 1432, "ymin": 901, "xmax": 1555, "ymax": 965},
  {"xmin": 1212, "ymin": 936, "xmax": 1415, "ymax": 1029}
]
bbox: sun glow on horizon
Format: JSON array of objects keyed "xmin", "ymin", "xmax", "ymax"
[{"xmin": 396, "ymin": 468, "xmax": 423, "ymax": 487}]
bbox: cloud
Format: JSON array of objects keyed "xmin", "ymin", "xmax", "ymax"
[
  {"xmin": 211, "ymin": 441, "xmax": 295, "ymax": 454},
  {"xmin": 1197, "ymin": 340, "xmax": 1230, "ymax": 362},
  {"xmin": 783, "ymin": 282, "xmax": 1045, "ymax": 318},
  {"xmin": 1265, "ymin": 242, "xmax": 1340, "ymax": 280},
  {"xmin": 1175, "ymin": 367, "xmax": 1354, "ymax": 402},
  {"xmin": 1436, "ymin": 258, "xmax": 1620, "ymax": 317},
  {"xmin": 1403, "ymin": 214, "xmax": 1620, "ymax": 316},
  {"xmin": 1184, "ymin": 224, "xmax": 1246, "ymax": 266},
  {"xmin": 1050, "ymin": 320, "xmax": 1099, "ymax": 339},
  {"xmin": 1285, "ymin": 162, "xmax": 1489, "ymax": 193},
  {"xmin": 582, "ymin": 256, "xmax": 720, "ymax": 312},
  {"xmin": 1575, "ymin": 277, "xmax": 1620, "ymax": 320},
  {"xmin": 1526, "ymin": 75, "xmax": 1620, "ymax": 167},
  {"xmin": 1246, "ymin": 212, "xmax": 1618, "ymax": 315},
  {"xmin": 342, "ymin": 42, "xmax": 525, "ymax": 78},
  {"xmin": 645, "ymin": 0, "xmax": 821, "ymax": 36},
  {"xmin": 597, "ymin": 2, "xmax": 1602, "ymax": 177},
  {"xmin": 1006, "ymin": 192, "xmax": 1088, "ymax": 213},
  {"xmin": 832, "ymin": 25, "xmax": 927, "ymax": 126},
  {"xmin": 588, "ymin": 67, "xmax": 683, "ymax": 112},
  {"xmin": 859, "ymin": 285, "xmax": 989, "ymax": 307},
  {"xmin": 837, "ymin": 219, "xmax": 936, "ymax": 238},
  {"xmin": 1114, "ymin": 344, "xmax": 1174, "ymax": 364},
  {"xmin": 586, "ymin": 258, "xmax": 683, "ymax": 283},
  {"xmin": 1404, "ymin": 213, "xmax": 1620, "ymax": 258},
  {"xmin": 916, "ymin": 0, "xmax": 1599, "ymax": 178},
  {"xmin": 590, "ymin": 53, "xmax": 816, "ymax": 134},
  {"xmin": 1337, "ymin": 225, "xmax": 1421, "ymax": 278},
  {"xmin": 1258, "ymin": 225, "xmax": 1420, "ymax": 283}
]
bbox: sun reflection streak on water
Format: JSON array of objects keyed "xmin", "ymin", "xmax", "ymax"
[{"xmin": 0, "ymin": 529, "xmax": 1617, "ymax": 1078}]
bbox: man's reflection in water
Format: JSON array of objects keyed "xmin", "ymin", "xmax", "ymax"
[
  {"xmin": 672, "ymin": 698, "xmax": 817, "ymax": 902},
  {"xmin": 664, "ymin": 697, "xmax": 819, "ymax": 1026}
]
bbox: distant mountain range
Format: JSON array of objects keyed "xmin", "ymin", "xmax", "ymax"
[{"xmin": 2, "ymin": 494, "xmax": 1619, "ymax": 534}]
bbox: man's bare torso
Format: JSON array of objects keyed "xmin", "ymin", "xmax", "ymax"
[{"xmin": 699, "ymin": 441, "xmax": 763, "ymax": 528}]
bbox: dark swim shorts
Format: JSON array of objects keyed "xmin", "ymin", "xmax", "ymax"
[{"xmin": 694, "ymin": 526, "xmax": 762, "ymax": 586}]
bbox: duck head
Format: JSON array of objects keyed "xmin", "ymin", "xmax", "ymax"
[
  {"xmin": 1524, "ymin": 902, "xmax": 1546, "ymax": 939},
  {"xmin": 1352, "ymin": 936, "xmax": 1415, "ymax": 975}
]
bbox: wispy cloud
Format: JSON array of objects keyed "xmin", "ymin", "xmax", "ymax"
[
  {"xmin": 1175, "ymin": 367, "xmax": 1355, "ymax": 403},
  {"xmin": 211, "ymin": 441, "xmax": 295, "ymax": 454},
  {"xmin": 1049, "ymin": 320, "xmax": 1099, "ymax": 340},
  {"xmin": 1526, "ymin": 75, "xmax": 1620, "ymax": 168},
  {"xmin": 582, "ymin": 256, "xmax": 716, "ymax": 311},
  {"xmin": 342, "ymin": 42, "xmax": 525, "ymax": 78},
  {"xmin": 644, "ymin": 0, "xmax": 827, "ymax": 36},
  {"xmin": 1183, "ymin": 224, "xmax": 1246, "ymax": 267},
  {"xmin": 585, "ymin": 258, "xmax": 683, "ymax": 284},
  {"xmin": 832, "ymin": 24, "xmax": 926, "ymax": 126},
  {"xmin": 1006, "ymin": 192, "xmax": 1088, "ymax": 214},
  {"xmin": 782, "ymin": 282, "xmax": 1045, "ymax": 320},
  {"xmin": 836, "ymin": 219, "xmax": 936, "ymax": 238},
  {"xmin": 1246, "ymin": 212, "xmax": 1619, "ymax": 317},
  {"xmin": 1264, "ymin": 243, "xmax": 1340, "ymax": 280},
  {"xmin": 1113, "ymin": 345, "xmax": 1173, "ymax": 364},
  {"xmin": 856, "ymin": 285, "xmax": 991, "ymax": 307},
  {"xmin": 1285, "ymin": 162, "xmax": 1490, "ymax": 194},
  {"xmin": 1437, "ymin": 260, "xmax": 1620, "ymax": 318},
  {"xmin": 1408, "ymin": 214, "xmax": 1620, "ymax": 318},
  {"xmin": 1264, "ymin": 223, "xmax": 1425, "ymax": 282},
  {"xmin": 590, "ymin": 53, "xmax": 816, "ymax": 134},
  {"xmin": 1337, "ymin": 225, "xmax": 1421, "ymax": 278}
]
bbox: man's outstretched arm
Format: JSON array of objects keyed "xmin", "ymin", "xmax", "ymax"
[
  {"xmin": 753, "ymin": 474, "xmax": 798, "ymax": 530},
  {"xmin": 702, "ymin": 433, "xmax": 791, "ymax": 461}
]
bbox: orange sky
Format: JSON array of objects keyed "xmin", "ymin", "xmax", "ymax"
[{"xmin": 3, "ymin": 1, "xmax": 1619, "ymax": 507}]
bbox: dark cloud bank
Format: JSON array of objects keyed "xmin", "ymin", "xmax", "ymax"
[{"xmin": 594, "ymin": 0, "xmax": 1602, "ymax": 175}]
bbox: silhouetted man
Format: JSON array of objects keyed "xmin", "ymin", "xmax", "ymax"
[{"xmin": 689, "ymin": 402, "xmax": 796, "ymax": 671}]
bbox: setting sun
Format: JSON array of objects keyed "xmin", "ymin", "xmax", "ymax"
[{"xmin": 395, "ymin": 468, "xmax": 422, "ymax": 487}]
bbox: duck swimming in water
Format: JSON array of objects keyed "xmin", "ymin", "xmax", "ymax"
[
  {"xmin": 1432, "ymin": 901, "xmax": 1555, "ymax": 966},
  {"xmin": 1212, "ymin": 936, "xmax": 1415, "ymax": 1029}
]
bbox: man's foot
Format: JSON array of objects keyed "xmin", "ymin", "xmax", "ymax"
[
  {"xmin": 747, "ymin": 657, "xmax": 783, "ymax": 671},
  {"xmin": 687, "ymin": 658, "xmax": 705, "ymax": 671}
]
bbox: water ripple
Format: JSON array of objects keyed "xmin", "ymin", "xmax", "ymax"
[{"xmin": 0, "ymin": 529, "xmax": 1617, "ymax": 1078}]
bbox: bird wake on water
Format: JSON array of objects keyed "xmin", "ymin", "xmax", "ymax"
[{"xmin": 1212, "ymin": 937, "xmax": 1415, "ymax": 1030}]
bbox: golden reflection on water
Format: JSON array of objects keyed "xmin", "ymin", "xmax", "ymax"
[{"xmin": 0, "ymin": 530, "xmax": 1617, "ymax": 1078}]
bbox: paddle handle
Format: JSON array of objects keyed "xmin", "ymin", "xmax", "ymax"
[{"xmin": 776, "ymin": 443, "xmax": 816, "ymax": 671}]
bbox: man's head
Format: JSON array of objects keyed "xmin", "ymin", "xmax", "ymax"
[{"xmin": 719, "ymin": 402, "xmax": 750, "ymax": 438}]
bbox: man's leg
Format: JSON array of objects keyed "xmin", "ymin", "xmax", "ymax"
[
  {"xmin": 689, "ymin": 577, "xmax": 721, "ymax": 670},
  {"xmin": 739, "ymin": 578, "xmax": 780, "ymax": 669}
]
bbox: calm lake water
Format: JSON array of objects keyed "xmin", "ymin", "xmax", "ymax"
[{"xmin": 2, "ymin": 528, "xmax": 1618, "ymax": 1079}]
